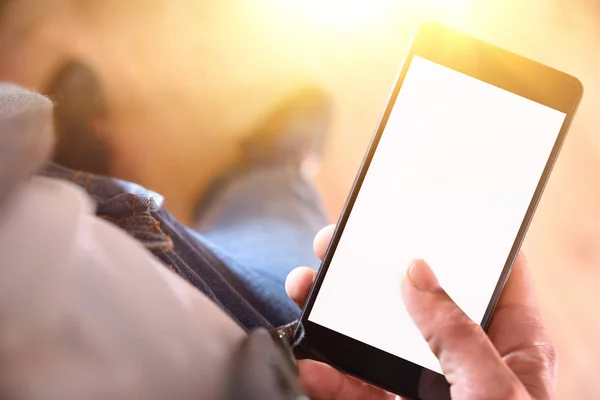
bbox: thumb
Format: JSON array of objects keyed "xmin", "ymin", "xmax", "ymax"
[{"xmin": 401, "ymin": 260, "xmax": 525, "ymax": 397}]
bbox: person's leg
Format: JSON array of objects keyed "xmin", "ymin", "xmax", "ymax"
[
  {"xmin": 45, "ymin": 58, "xmax": 332, "ymax": 327},
  {"xmin": 193, "ymin": 88, "xmax": 332, "ymax": 324},
  {"xmin": 45, "ymin": 59, "xmax": 113, "ymax": 176},
  {"xmin": 43, "ymin": 60, "xmax": 281, "ymax": 330},
  {"xmin": 195, "ymin": 166, "xmax": 328, "ymax": 318}
]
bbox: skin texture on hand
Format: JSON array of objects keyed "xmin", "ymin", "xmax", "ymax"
[{"xmin": 285, "ymin": 225, "xmax": 557, "ymax": 400}]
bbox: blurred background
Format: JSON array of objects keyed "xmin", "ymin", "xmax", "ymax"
[{"xmin": 1, "ymin": 0, "xmax": 599, "ymax": 398}]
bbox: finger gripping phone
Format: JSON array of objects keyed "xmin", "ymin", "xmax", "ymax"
[{"xmin": 296, "ymin": 23, "xmax": 582, "ymax": 400}]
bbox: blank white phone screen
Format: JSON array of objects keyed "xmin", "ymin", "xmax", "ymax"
[{"xmin": 308, "ymin": 56, "xmax": 566, "ymax": 374}]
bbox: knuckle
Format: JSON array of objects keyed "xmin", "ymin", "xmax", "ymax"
[
  {"xmin": 540, "ymin": 341, "xmax": 558, "ymax": 371},
  {"xmin": 503, "ymin": 340, "xmax": 558, "ymax": 396},
  {"xmin": 529, "ymin": 340, "xmax": 558, "ymax": 376},
  {"xmin": 517, "ymin": 339, "xmax": 557, "ymax": 370}
]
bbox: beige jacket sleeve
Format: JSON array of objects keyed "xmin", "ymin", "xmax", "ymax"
[{"xmin": 0, "ymin": 84, "xmax": 246, "ymax": 400}]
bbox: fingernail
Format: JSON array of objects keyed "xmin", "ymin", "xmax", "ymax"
[{"xmin": 407, "ymin": 259, "xmax": 440, "ymax": 292}]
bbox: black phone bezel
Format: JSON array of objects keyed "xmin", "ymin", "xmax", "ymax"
[{"xmin": 296, "ymin": 22, "xmax": 583, "ymax": 400}]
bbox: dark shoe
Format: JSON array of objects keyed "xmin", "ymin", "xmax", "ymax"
[
  {"xmin": 240, "ymin": 86, "xmax": 333, "ymax": 175},
  {"xmin": 45, "ymin": 59, "xmax": 112, "ymax": 175}
]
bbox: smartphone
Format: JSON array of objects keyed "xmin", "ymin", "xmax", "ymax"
[{"xmin": 296, "ymin": 23, "xmax": 583, "ymax": 400}]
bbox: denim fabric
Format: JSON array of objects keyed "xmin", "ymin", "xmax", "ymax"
[
  {"xmin": 42, "ymin": 164, "xmax": 273, "ymax": 330},
  {"xmin": 194, "ymin": 165, "xmax": 327, "ymax": 326},
  {"xmin": 42, "ymin": 163, "xmax": 328, "ymax": 330}
]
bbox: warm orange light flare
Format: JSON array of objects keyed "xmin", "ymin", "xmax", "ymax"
[{"xmin": 268, "ymin": 0, "xmax": 472, "ymax": 31}]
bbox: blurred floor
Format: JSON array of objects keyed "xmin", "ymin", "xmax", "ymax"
[{"xmin": 1, "ymin": 0, "xmax": 600, "ymax": 398}]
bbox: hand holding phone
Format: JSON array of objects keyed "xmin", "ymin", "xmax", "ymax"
[
  {"xmin": 293, "ymin": 23, "xmax": 580, "ymax": 399},
  {"xmin": 286, "ymin": 226, "xmax": 556, "ymax": 400}
]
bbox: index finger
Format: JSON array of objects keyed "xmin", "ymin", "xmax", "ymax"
[
  {"xmin": 487, "ymin": 252, "xmax": 550, "ymax": 347},
  {"xmin": 493, "ymin": 253, "xmax": 539, "ymax": 312},
  {"xmin": 313, "ymin": 224, "xmax": 335, "ymax": 260},
  {"xmin": 486, "ymin": 253, "xmax": 557, "ymax": 396}
]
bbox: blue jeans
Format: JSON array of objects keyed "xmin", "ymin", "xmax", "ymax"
[{"xmin": 42, "ymin": 163, "xmax": 327, "ymax": 330}]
